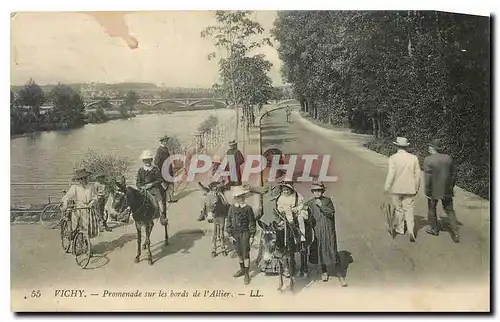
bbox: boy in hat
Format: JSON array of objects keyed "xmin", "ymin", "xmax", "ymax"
[
  {"xmin": 225, "ymin": 140, "xmax": 245, "ymax": 186},
  {"xmin": 137, "ymin": 150, "xmax": 166, "ymax": 225},
  {"xmin": 154, "ymin": 134, "xmax": 175, "ymax": 203},
  {"xmin": 384, "ymin": 137, "xmax": 421, "ymax": 242},
  {"xmin": 423, "ymin": 139, "xmax": 459, "ymax": 242},
  {"xmin": 226, "ymin": 186, "xmax": 256, "ymax": 285},
  {"xmin": 94, "ymin": 172, "xmax": 112, "ymax": 232},
  {"xmin": 305, "ymin": 182, "xmax": 347, "ymax": 285}
]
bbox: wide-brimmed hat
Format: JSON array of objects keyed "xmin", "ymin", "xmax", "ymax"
[
  {"xmin": 232, "ymin": 185, "xmax": 251, "ymax": 198},
  {"xmin": 429, "ymin": 139, "xmax": 444, "ymax": 151},
  {"xmin": 159, "ymin": 135, "xmax": 170, "ymax": 142},
  {"xmin": 310, "ymin": 182, "xmax": 326, "ymax": 191},
  {"xmin": 212, "ymin": 155, "xmax": 222, "ymax": 164},
  {"xmin": 229, "ymin": 139, "xmax": 237, "ymax": 146},
  {"xmin": 140, "ymin": 150, "xmax": 154, "ymax": 160},
  {"xmin": 278, "ymin": 181, "xmax": 295, "ymax": 191},
  {"xmin": 72, "ymin": 169, "xmax": 92, "ymax": 180},
  {"xmin": 393, "ymin": 137, "xmax": 410, "ymax": 147}
]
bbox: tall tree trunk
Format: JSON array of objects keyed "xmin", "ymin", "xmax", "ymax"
[
  {"xmin": 377, "ymin": 116, "xmax": 383, "ymax": 139},
  {"xmin": 372, "ymin": 116, "xmax": 378, "ymax": 139}
]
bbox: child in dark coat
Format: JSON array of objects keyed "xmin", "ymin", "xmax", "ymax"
[{"xmin": 226, "ymin": 186, "xmax": 256, "ymax": 285}]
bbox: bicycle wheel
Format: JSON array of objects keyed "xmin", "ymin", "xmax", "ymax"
[
  {"xmin": 40, "ymin": 203, "xmax": 63, "ymax": 229},
  {"xmin": 73, "ymin": 231, "xmax": 91, "ymax": 269},
  {"xmin": 60, "ymin": 219, "xmax": 72, "ymax": 253}
]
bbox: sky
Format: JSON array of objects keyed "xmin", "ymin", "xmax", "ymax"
[{"xmin": 10, "ymin": 11, "xmax": 283, "ymax": 87}]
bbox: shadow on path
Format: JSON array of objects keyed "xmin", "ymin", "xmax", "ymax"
[{"xmin": 151, "ymin": 228, "xmax": 205, "ymax": 264}]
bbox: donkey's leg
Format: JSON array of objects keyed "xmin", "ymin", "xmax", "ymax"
[
  {"xmin": 135, "ymin": 222, "xmax": 142, "ymax": 263},
  {"xmin": 146, "ymin": 221, "xmax": 153, "ymax": 265},
  {"xmin": 277, "ymin": 261, "xmax": 284, "ymax": 291},
  {"xmin": 164, "ymin": 223, "xmax": 169, "ymax": 246}
]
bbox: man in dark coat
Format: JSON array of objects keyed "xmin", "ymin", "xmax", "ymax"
[
  {"xmin": 225, "ymin": 140, "xmax": 245, "ymax": 186},
  {"xmin": 154, "ymin": 135, "xmax": 175, "ymax": 203},
  {"xmin": 423, "ymin": 139, "xmax": 459, "ymax": 243}
]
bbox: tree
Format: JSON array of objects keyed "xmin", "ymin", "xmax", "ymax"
[
  {"xmin": 17, "ymin": 78, "xmax": 45, "ymax": 123},
  {"xmin": 99, "ymin": 97, "xmax": 113, "ymax": 110},
  {"xmin": 272, "ymin": 10, "xmax": 490, "ymax": 199},
  {"xmin": 201, "ymin": 10, "xmax": 273, "ymax": 136},
  {"xmin": 49, "ymin": 83, "xmax": 85, "ymax": 129},
  {"xmin": 124, "ymin": 90, "xmax": 139, "ymax": 112}
]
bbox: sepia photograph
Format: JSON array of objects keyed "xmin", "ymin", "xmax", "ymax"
[{"xmin": 9, "ymin": 8, "xmax": 491, "ymax": 312}]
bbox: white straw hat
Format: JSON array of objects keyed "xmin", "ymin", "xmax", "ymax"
[
  {"xmin": 232, "ymin": 186, "xmax": 251, "ymax": 198},
  {"xmin": 140, "ymin": 150, "xmax": 154, "ymax": 160},
  {"xmin": 393, "ymin": 137, "xmax": 410, "ymax": 147}
]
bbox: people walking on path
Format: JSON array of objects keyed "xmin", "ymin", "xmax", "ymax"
[
  {"xmin": 136, "ymin": 150, "xmax": 167, "ymax": 226},
  {"xmin": 154, "ymin": 134, "xmax": 176, "ymax": 203},
  {"xmin": 285, "ymin": 105, "xmax": 291, "ymax": 123},
  {"xmin": 423, "ymin": 139, "xmax": 460, "ymax": 243},
  {"xmin": 304, "ymin": 182, "xmax": 347, "ymax": 286},
  {"xmin": 226, "ymin": 186, "xmax": 256, "ymax": 285},
  {"xmin": 384, "ymin": 137, "xmax": 421, "ymax": 243},
  {"xmin": 225, "ymin": 140, "xmax": 245, "ymax": 186},
  {"xmin": 94, "ymin": 173, "xmax": 112, "ymax": 232}
]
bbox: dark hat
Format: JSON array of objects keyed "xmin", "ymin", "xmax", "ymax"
[
  {"xmin": 159, "ymin": 135, "xmax": 170, "ymax": 142},
  {"xmin": 278, "ymin": 181, "xmax": 294, "ymax": 191},
  {"xmin": 72, "ymin": 169, "xmax": 92, "ymax": 180},
  {"xmin": 429, "ymin": 139, "xmax": 444, "ymax": 151},
  {"xmin": 311, "ymin": 182, "xmax": 326, "ymax": 191},
  {"xmin": 229, "ymin": 139, "xmax": 237, "ymax": 146}
]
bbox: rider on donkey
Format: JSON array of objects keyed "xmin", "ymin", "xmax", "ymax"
[
  {"xmin": 136, "ymin": 150, "xmax": 167, "ymax": 225},
  {"xmin": 269, "ymin": 181, "xmax": 309, "ymax": 277}
]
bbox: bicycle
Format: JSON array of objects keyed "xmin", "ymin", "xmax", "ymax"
[
  {"xmin": 61, "ymin": 206, "xmax": 96, "ymax": 269},
  {"xmin": 40, "ymin": 190, "xmax": 69, "ymax": 229}
]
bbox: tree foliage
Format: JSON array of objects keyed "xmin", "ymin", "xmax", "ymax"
[
  {"xmin": 202, "ymin": 11, "xmax": 274, "ymax": 128},
  {"xmin": 17, "ymin": 79, "xmax": 46, "ymax": 122},
  {"xmin": 48, "ymin": 83, "xmax": 86, "ymax": 129},
  {"xmin": 272, "ymin": 11, "xmax": 490, "ymax": 198}
]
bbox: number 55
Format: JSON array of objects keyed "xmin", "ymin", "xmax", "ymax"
[{"xmin": 31, "ymin": 290, "xmax": 41, "ymax": 298}]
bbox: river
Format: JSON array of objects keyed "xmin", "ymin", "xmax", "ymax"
[{"xmin": 11, "ymin": 109, "xmax": 235, "ymax": 205}]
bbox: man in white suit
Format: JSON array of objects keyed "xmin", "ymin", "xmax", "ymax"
[{"xmin": 384, "ymin": 137, "xmax": 421, "ymax": 242}]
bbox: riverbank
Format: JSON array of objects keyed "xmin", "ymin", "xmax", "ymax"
[{"xmin": 11, "ymin": 107, "xmax": 228, "ymax": 139}]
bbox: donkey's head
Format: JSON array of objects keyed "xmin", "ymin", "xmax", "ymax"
[{"xmin": 257, "ymin": 220, "xmax": 284, "ymax": 265}]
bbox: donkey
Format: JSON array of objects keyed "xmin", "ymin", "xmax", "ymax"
[
  {"xmin": 257, "ymin": 220, "xmax": 300, "ymax": 291},
  {"xmin": 114, "ymin": 181, "xmax": 169, "ymax": 265}
]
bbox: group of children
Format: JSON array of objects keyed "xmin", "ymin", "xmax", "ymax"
[{"xmin": 199, "ymin": 162, "xmax": 343, "ymax": 286}]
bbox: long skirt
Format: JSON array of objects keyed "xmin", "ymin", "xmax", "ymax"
[{"xmin": 71, "ymin": 207, "xmax": 100, "ymax": 239}]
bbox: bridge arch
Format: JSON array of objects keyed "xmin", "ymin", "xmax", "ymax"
[
  {"xmin": 150, "ymin": 100, "xmax": 189, "ymax": 107},
  {"xmin": 188, "ymin": 99, "xmax": 228, "ymax": 107},
  {"xmin": 84, "ymin": 101, "xmax": 100, "ymax": 108}
]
